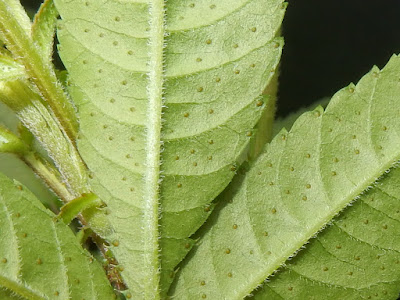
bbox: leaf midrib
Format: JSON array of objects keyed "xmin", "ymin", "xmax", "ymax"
[
  {"xmin": 239, "ymin": 126, "xmax": 400, "ymax": 298},
  {"xmin": 0, "ymin": 275, "xmax": 46, "ymax": 300},
  {"xmin": 143, "ymin": 0, "xmax": 165, "ymax": 298}
]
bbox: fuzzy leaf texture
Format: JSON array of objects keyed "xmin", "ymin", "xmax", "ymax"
[
  {"xmin": 54, "ymin": 0, "xmax": 285, "ymax": 297},
  {"xmin": 171, "ymin": 55, "xmax": 400, "ymax": 299},
  {"xmin": 252, "ymin": 166, "xmax": 400, "ymax": 299},
  {"xmin": 0, "ymin": 172, "xmax": 114, "ymax": 299}
]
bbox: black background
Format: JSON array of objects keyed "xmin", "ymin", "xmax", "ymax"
[
  {"xmin": 21, "ymin": 0, "xmax": 400, "ymax": 117},
  {"xmin": 278, "ymin": 0, "xmax": 400, "ymax": 116}
]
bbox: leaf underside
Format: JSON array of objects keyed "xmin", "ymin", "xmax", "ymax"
[
  {"xmin": 252, "ymin": 166, "xmax": 400, "ymax": 299},
  {"xmin": 0, "ymin": 173, "xmax": 114, "ymax": 299},
  {"xmin": 171, "ymin": 55, "xmax": 400, "ymax": 299},
  {"xmin": 54, "ymin": 0, "xmax": 285, "ymax": 297}
]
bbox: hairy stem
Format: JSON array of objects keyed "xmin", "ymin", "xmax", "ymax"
[
  {"xmin": 22, "ymin": 152, "xmax": 73, "ymax": 202},
  {"xmin": 0, "ymin": 0, "xmax": 78, "ymax": 141},
  {"xmin": 143, "ymin": 0, "xmax": 166, "ymax": 297}
]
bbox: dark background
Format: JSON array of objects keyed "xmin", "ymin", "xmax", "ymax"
[
  {"xmin": 21, "ymin": 0, "xmax": 400, "ymax": 117},
  {"xmin": 278, "ymin": 0, "xmax": 400, "ymax": 116}
]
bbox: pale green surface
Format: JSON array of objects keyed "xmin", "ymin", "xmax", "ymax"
[
  {"xmin": 0, "ymin": 102, "xmax": 18, "ymax": 133},
  {"xmin": 0, "ymin": 153, "xmax": 58, "ymax": 210},
  {"xmin": 32, "ymin": 0, "xmax": 59, "ymax": 60},
  {"xmin": 252, "ymin": 168, "xmax": 400, "ymax": 299},
  {"xmin": 0, "ymin": 126, "xmax": 27, "ymax": 154},
  {"xmin": 0, "ymin": 0, "xmax": 78, "ymax": 140},
  {"xmin": 0, "ymin": 80, "xmax": 88, "ymax": 199},
  {"xmin": 0, "ymin": 55, "xmax": 24, "ymax": 82},
  {"xmin": 272, "ymin": 97, "xmax": 330, "ymax": 137},
  {"xmin": 6, "ymin": 0, "xmax": 32, "ymax": 37},
  {"xmin": 58, "ymin": 192, "xmax": 101, "ymax": 224},
  {"xmin": 0, "ymin": 172, "xmax": 114, "ymax": 299},
  {"xmin": 171, "ymin": 56, "xmax": 400, "ymax": 299},
  {"xmin": 54, "ymin": 0, "xmax": 285, "ymax": 297}
]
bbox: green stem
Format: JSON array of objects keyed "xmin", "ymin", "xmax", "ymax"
[
  {"xmin": 0, "ymin": 80, "xmax": 88, "ymax": 198},
  {"xmin": 0, "ymin": 125, "xmax": 29, "ymax": 155},
  {"xmin": 22, "ymin": 152, "xmax": 73, "ymax": 202},
  {"xmin": 0, "ymin": 0, "xmax": 78, "ymax": 141}
]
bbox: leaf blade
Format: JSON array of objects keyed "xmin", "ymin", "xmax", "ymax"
[
  {"xmin": 253, "ymin": 168, "xmax": 400, "ymax": 299},
  {"xmin": 32, "ymin": 0, "xmax": 59, "ymax": 60},
  {"xmin": 0, "ymin": 173, "xmax": 114, "ymax": 299},
  {"xmin": 171, "ymin": 55, "xmax": 400, "ymax": 299},
  {"xmin": 54, "ymin": 0, "xmax": 285, "ymax": 296},
  {"xmin": 0, "ymin": 275, "xmax": 45, "ymax": 300}
]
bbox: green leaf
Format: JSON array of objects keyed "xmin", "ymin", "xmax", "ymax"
[
  {"xmin": 0, "ymin": 172, "xmax": 114, "ymax": 299},
  {"xmin": 272, "ymin": 96, "xmax": 330, "ymax": 137},
  {"xmin": 0, "ymin": 126, "xmax": 28, "ymax": 155},
  {"xmin": 32, "ymin": 0, "xmax": 59, "ymax": 60},
  {"xmin": 2, "ymin": 0, "xmax": 31, "ymax": 37},
  {"xmin": 252, "ymin": 167, "xmax": 400, "ymax": 299},
  {"xmin": 54, "ymin": 0, "xmax": 285, "ymax": 297},
  {"xmin": 0, "ymin": 55, "xmax": 24, "ymax": 81},
  {"xmin": 171, "ymin": 55, "xmax": 400, "ymax": 299},
  {"xmin": 0, "ymin": 80, "xmax": 88, "ymax": 200},
  {"xmin": 0, "ymin": 0, "xmax": 78, "ymax": 140},
  {"xmin": 58, "ymin": 192, "xmax": 102, "ymax": 225},
  {"xmin": 0, "ymin": 153, "xmax": 59, "ymax": 210}
]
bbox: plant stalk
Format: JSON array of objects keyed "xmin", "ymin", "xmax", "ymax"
[{"xmin": 0, "ymin": 0, "xmax": 78, "ymax": 141}]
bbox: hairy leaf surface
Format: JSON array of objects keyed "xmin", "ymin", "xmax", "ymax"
[
  {"xmin": 32, "ymin": 0, "xmax": 59, "ymax": 60},
  {"xmin": 252, "ymin": 167, "xmax": 400, "ymax": 299},
  {"xmin": 0, "ymin": 172, "xmax": 114, "ymax": 299},
  {"xmin": 0, "ymin": 55, "xmax": 24, "ymax": 82},
  {"xmin": 54, "ymin": 0, "xmax": 285, "ymax": 297},
  {"xmin": 171, "ymin": 55, "xmax": 400, "ymax": 299}
]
